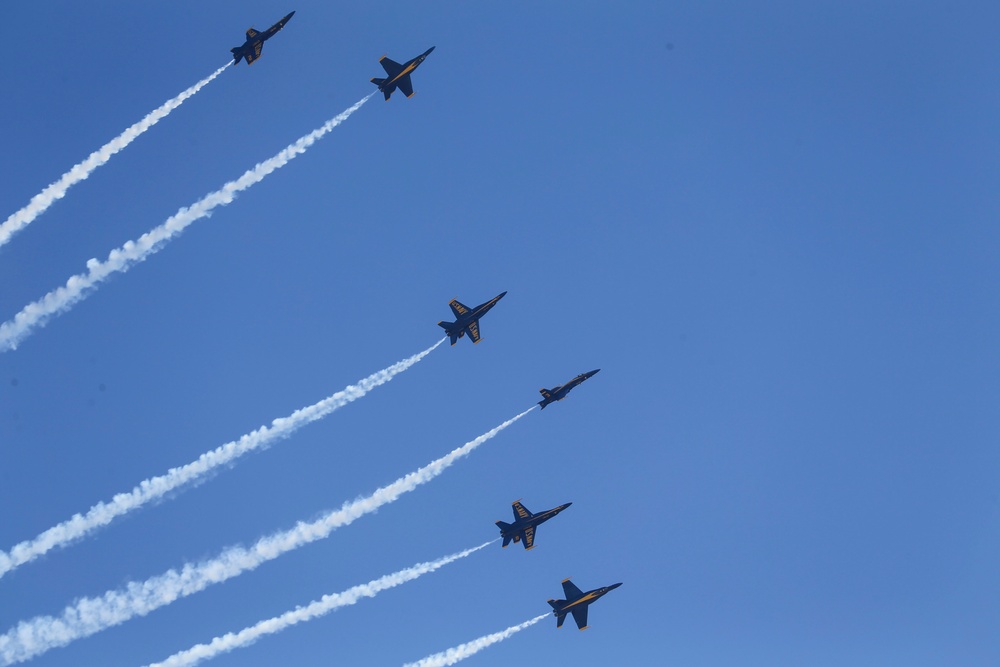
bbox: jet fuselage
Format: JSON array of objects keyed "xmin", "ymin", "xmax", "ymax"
[
  {"xmin": 556, "ymin": 584, "xmax": 622, "ymax": 613},
  {"xmin": 497, "ymin": 501, "xmax": 571, "ymax": 548},
  {"xmin": 547, "ymin": 580, "xmax": 622, "ymax": 629},
  {"xmin": 437, "ymin": 291, "xmax": 506, "ymax": 345},
  {"xmin": 538, "ymin": 369, "xmax": 600, "ymax": 408},
  {"xmin": 371, "ymin": 47, "xmax": 435, "ymax": 100},
  {"xmin": 231, "ymin": 11, "xmax": 295, "ymax": 66}
]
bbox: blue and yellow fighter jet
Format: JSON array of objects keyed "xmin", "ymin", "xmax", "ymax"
[
  {"xmin": 437, "ymin": 292, "xmax": 506, "ymax": 345},
  {"xmin": 538, "ymin": 369, "xmax": 600, "ymax": 409},
  {"xmin": 547, "ymin": 579, "xmax": 622, "ymax": 630},
  {"xmin": 230, "ymin": 11, "xmax": 295, "ymax": 66},
  {"xmin": 370, "ymin": 46, "xmax": 435, "ymax": 100},
  {"xmin": 496, "ymin": 500, "xmax": 572, "ymax": 550}
]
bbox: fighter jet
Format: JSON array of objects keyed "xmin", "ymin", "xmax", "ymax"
[
  {"xmin": 547, "ymin": 579, "xmax": 622, "ymax": 630},
  {"xmin": 230, "ymin": 11, "xmax": 295, "ymax": 66},
  {"xmin": 370, "ymin": 47, "xmax": 435, "ymax": 100},
  {"xmin": 437, "ymin": 292, "xmax": 506, "ymax": 345},
  {"xmin": 496, "ymin": 500, "xmax": 571, "ymax": 550},
  {"xmin": 538, "ymin": 369, "xmax": 600, "ymax": 409}
]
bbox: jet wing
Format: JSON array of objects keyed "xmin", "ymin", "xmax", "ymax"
[
  {"xmin": 449, "ymin": 299, "xmax": 470, "ymax": 317},
  {"xmin": 246, "ymin": 28, "xmax": 260, "ymax": 40},
  {"xmin": 571, "ymin": 607, "xmax": 589, "ymax": 630},
  {"xmin": 245, "ymin": 42, "xmax": 263, "ymax": 65},
  {"xmin": 522, "ymin": 526, "xmax": 536, "ymax": 550},
  {"xmin": 379, "ymin": 56, "xmax": 404, "ymax": 78},
  {"xmin": 397, "ymin": 74, "xmax": 414, "ymax": 98},
  {"xmin": 465, "ymin": 320, "xmax": 481, "ymax": 344},
  {"xmin": 512, "ymin": 501, "xmax": 532, "ymax": 520},
  {"xmin": 562, "ymin": 579, "xmax": 584, "ymax": 599}
]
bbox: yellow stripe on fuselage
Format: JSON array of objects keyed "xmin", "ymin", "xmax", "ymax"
[
  {"xmin": 564, "ymin": 593, "xmax": 598, "ymax": 609},
  {"xmin": 389, "ymin": 62, "xmax": 419, "ymax": 85}
]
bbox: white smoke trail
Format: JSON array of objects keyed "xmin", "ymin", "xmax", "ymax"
[
  {"xmin": 143, "ymin": 542, "xmax": 494, "ymax": 667},
  {"xmin": 0, "ymin": 93, "xmax": 373, "ymax": 353},
  {"xmin": 0, "ymin": 407, "xmax": 534, "ymax": 665},
  {"xmin": 0, "ymin": 64, "xmax": 229, "ymax": 249},
  {"xmin": 0, "ymin": 339, "xmax": 443, "ymax": 581},
  {"xmin": 403, "ymin": 614, "xmax": 550, "ymax": 667}
]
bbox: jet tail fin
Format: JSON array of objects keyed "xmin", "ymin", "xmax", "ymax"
[
  {"xmin": 438, "ymin": 321, "xmax": 460, "ymax": 345},
  {"xmin": 370, "ymin": 77, "xmax": 393, "ymax": 100},
  {"xmin": 495, "ymin": 521, "xmax": 513, "ymax": 547},
  {"xmin": 538, "ymin": 388, "xmax": 553, "ymax": 409},
  {"xmin": 230, "ymin": 47, "xmax": 242, "ymax": 65},
  {"xmin": 546, "ymin": 601, "xmax": 567, "ymax": 627}
]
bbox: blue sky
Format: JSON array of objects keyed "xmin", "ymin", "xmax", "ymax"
[{"xmin": 1, "ymin": 1, "xmax": 998, "ymax": 665}]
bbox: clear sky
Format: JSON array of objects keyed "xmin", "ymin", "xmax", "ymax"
[{"xmin": 1, "ymin": 2, "xmax": 998, "ymax": 665}]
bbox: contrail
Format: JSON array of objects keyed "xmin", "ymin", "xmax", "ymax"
[
  {"xmin": 0, "ymin": 64, "xmax": 229, "ymax": 249},
  {"xmin": 0, "ymin": 407, "xmax": 534, "ymax": 665},
  {"xmin": 402, "ymin": 614, "xmax": 550, "ymax": 667},
  {"xmin": 0, "ymin": 93, "xmax": 373, "ymax": 353},
  {"xmin": 0, "ymin": 339, "xmax": 443, "ymax": 581},
  {"xmin": 143, "ymin": 542, "xmax": 494, "ymax": 667}
]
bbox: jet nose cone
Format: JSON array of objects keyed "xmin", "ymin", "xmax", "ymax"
[
  {"xmin": 498, "ymin": 291, "xmax": 507, "ymax": 299},
  {"xmin": 609, "ymin": 582, "xmax": 623, "ymax": 590},
  {"xmin": 286, "ymin": 11, "xmax": 296, "ymax": 19},
  {"xmin": 425, "ymin": 46, "xmax": 436, "ymax": 55}
]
